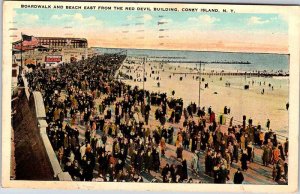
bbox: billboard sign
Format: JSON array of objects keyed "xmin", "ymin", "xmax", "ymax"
[{"xmin": 45, "ymin": 55, "xmax": 62, "ymax": 63}]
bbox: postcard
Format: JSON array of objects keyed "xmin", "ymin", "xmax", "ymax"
[{"xmin": 2, "ymin": 1, "xmax": 300, "ymax": 192}]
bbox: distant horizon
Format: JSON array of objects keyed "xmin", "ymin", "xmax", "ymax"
[
  {"xmin": 92, "ymin": 46, "xmax": 290, "ymax": 56},
  {"xmin": 95, "ymin": 47, "xmax": 290, "ymax": 73}
]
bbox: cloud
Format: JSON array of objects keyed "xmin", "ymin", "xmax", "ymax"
[
  {"xmin": 21, "ymin": 13, "xmax": 39, "ymax": 22},
  {"xmin": 51, "ymin": 13, "xmax": 102, "ymax": 27},
  {"xmin": 188, "ymin": 15, "xmax": 220, "ymax": 24},
  {"xmin": 12, "ymin": 10, "xmax": 17, "ymax": 17},
  {"xmin": 270, "ymin": 17, "xmax": 278, "ymax": 21},
  {"xmin": 159, "ymin": 18, "xmax": 172, "ymax": 23},
  {"xmin": 247, "ymin": 16, "xmax": 269, "ymax": 25},
  {"xmin": 15, "ymin": 13, "xmax": 39, "ymax": 24},
  {"xmin": 126, "ymin": 15, "xmax": 134, "ymax": 21},
  {"xmin": 278, "ymin": 14, "xmax": 289, "ymax": 22},
  {"xmin": 142, "ymin": 14, "xmax": 152, "ymax": 22},
  {"xmin": 126, "ymin": 14, "xmax": 153, "ymax": 22}
]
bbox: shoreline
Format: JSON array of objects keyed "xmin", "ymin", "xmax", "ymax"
[
  {"xmin": 118, "ymin": 59, "xmax": 289, "ymax": 139},
  {"xmin": 124, "ymin": 56, "xmax": 289, "ymax": 75}
]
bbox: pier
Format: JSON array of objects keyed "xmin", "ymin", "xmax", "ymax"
[
  {"xmin": 171, "ymin": 71, "xmax": 289, "ymax": 77},
  {"xmin": 151, "ymin": 60, "xmax": 251, "ymax": 65}
]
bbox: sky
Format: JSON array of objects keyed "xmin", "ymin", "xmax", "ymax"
[{"xmin": 11, "ymin": 8, "xmax": 289, "ymax": 53}]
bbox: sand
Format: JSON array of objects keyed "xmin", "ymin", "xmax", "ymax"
[{"xmin": 118, "ymin": 58, "xmax": 289, "ymax": 138}]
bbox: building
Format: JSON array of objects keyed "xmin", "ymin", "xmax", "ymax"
[
  {"xmin": 11, "ymin": 36, "xmax": 96, "ymax": 72},
  {"xmin": 36, "ymin": 37, "xmax": 88, "ymax": 49},
  {"xmin": 12, "ymin": 37, "xmax": 88, "ymax": 50}
]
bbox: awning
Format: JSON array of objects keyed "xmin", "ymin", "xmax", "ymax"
[{"xmin": 25, "ymin": 58, "xmax": 36, "ymax": 68}]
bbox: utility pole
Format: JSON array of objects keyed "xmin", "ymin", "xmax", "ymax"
[
  {"xmin": 143, "ymin": 57, "xmax": 146, "ymax": 99},
  {"xmin": 20, "ymin": 40, "xmax": 23, "ymax": 75},
  {"xmin": 198, "ymin": 61, "xmax": 202, "ymax": 108}
]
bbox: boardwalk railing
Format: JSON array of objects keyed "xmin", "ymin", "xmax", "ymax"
[{"xmin": 22, "ymin": 75, "xmax": 72, "ymax": 181}]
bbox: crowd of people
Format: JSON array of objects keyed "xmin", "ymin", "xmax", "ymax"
[{"xmin": 24, "ymin": 53, "xmax": 288, "ymax": 184}]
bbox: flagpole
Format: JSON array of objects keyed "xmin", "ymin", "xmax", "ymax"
[{"xmin": 20, "ymin": 33, "xmax": 23, "ymax": 75}]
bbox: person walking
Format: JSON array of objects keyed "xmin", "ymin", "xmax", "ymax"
[
  {"xmin": 233, "ymin": 168, "xmax": 244, "ymax": 184},
  {"xmin": 266, "ymin": 119, "xmax": 271, "ymax": 129},
  {"xmin": 176, "ymin": 144, "xmax": 184, "ymax": 160},
  {"xmin": 240, "ymin": 150, "xmax": 248, "ymax": 171},
  {"xmin": 191, "ymin": 151, "xmax": 199, "ymax": 174}
]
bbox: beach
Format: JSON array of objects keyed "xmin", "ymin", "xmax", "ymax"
[
  {"xmin": 17, "ymin": 53, "xmax": 289, "ymax": 184},
  {"xmin": 119, "ymin": 59, "xmax": 289, "ymax": 137}
]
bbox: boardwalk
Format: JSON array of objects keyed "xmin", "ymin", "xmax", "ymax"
[{"xmin": 62, "ymin": 93, "xmax": 277, "ymax": 184}]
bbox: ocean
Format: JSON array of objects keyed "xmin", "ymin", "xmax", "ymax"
[
  {"xmin": 98, "ymin": 47, "xmax": 289, "ymax": 138},
  {"xmin": 95, "ymin": 47, "xmax": 290, "ymax": 73}
]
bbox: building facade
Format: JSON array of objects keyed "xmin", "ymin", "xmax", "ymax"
[{"xmin": 36, "ymin": 37, "xmax": 88, "ymax": 49}]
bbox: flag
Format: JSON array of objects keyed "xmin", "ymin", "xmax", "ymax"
[
  {"xmin": 22, "ymin": 34, "xmax": 33, "ymax": 41},
  {"xmin": 13, "ymin": 42, "xmax": 34, "ymax": 51},
  {"xmin": 21, "ymin": 33, "xmax": 39, "ymax": 47}
]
